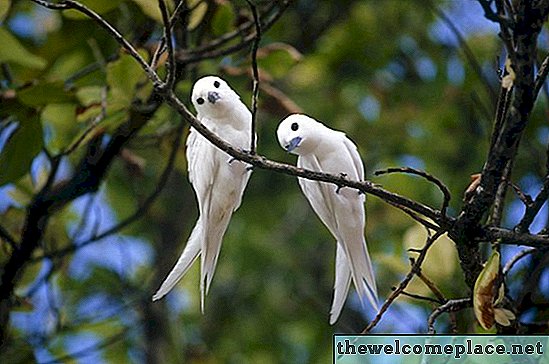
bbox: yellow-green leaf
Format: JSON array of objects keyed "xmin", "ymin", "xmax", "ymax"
[
  {"xmin": 131, "ymin": 0, "xmax": 162, "ymax": 22},
  {"xmin": 0, "ymin": 28, "xmax": 46, "ymax": 70},
  {"xmin": 187, "ymin": 0, "xmax": 208, "ymax": 30},
  {"xmin": 473, "ymin": 250, "xmax": 500, "ymax": 330},
  {"xmin": 0, "ymin": 0, "xmax": 11, "ymax": 23},
  {"xmin": 41, "ymin": 103, "xmax": 78, "ymax": 154},
  {"xmin": 106, "ymin": 53, "xmax": 146, "ymax": 108},
  {"xmin": 0, "ymin": 116, "xmax": 43, "ymax": 186}
]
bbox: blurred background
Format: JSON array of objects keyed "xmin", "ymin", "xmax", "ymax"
[{"xmin": 0, "ymin": 0, "xmax": 548, "ymax": 362}]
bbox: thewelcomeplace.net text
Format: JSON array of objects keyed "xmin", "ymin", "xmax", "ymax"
[{"xmin": 336, "ymin": 338, "xmax": 544, "ymax": 360}]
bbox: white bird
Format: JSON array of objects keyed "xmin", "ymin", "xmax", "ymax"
[
  {"xmin": 276, "ymin": 114, "xmax": 379, "ymax": 324},
  {"xmin": 153, "ymin": 76, "xmax": 252, "ymax": 311}
]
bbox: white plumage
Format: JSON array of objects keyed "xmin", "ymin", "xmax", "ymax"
[
  {"xmin": 276, "ymin": 114, "xmax": 379, "ymax": 324},
  {"xmin": 153, "ymin": 76, "xmax": 252, "ymax": 311}
]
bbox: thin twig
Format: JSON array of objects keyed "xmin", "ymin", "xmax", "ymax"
[
  {"xmin": 416, "ymin": 270, "xmax": 446, "ymax": 303},
  {"xmin": 157, "ymin": 0, "xmax": 176, "ymax": 90},
  {"xmin": 31, "ymin": 122, "xmax": 185, "ymax": 262},
  {"xmin": 151, "ymin": 0, "xmax": 187, "ymax": 69},
  {"xmin": 398, "ymin": 289, "xmax": 443, "ymax": 304},
  {"xmin": 430, "ymin": 3, "xmax": 497, "ymax": 104},
  {"xmin": 477, "ymin": 0, "xmax": 513, "ymax": 29},
  {"xmin": 427, "ymin": 298, "xmax": 472, "ymax": 334},
  {"xmin": 176, "ymin": 0, "xmax": 293, "ymax": 65},
  {"xmin": 362, "ymin": 230, "xmax": 446, "ymax": 333},
  {"xmin": 516, "ymin": 175, "xmax": 549, "ymax": 233},
  {"xmin": 246, "ymin": 0, "xmax": 261, "ymax": 154},
  {"xmin": 534, "ymin": 54, "xmax": 549, "ymax": 102},
  {"xmin": 503, "ymin": 247, "xmax": 538, "ymax": 275},
  {"xmin": 375, "ymin": 167, "xmax": 451, "ymax": 218}
]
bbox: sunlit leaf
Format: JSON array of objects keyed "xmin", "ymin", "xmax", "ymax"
[
  {"xmin": 131, "ymin": 0, "xmax": 162, "ymax": 22},
  {"xmin": 106, "ymin": 53, "xmax": 147, "ymax": 108},
  {"xmin": 0, "ymin": 0, "xmax": 11, "ymax": 23},
  {"xmin": 473, "ymin": 250, "xmax": 500, "ymax": 330},
  {"xmin": 41, "ymin": 103, "xmax": 78, "ymax": 154},
  {"xmin": 0, "ymin": 28, "xmax": 46, "ymax": 69},
  {"xmin": 187, "ymin": 0, "xmax": 208, "ymax": 30},
  {"xmin": 0, "ymin": 117, "xmax": 43, "ymax": 186}
]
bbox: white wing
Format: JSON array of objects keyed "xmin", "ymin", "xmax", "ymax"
[
  {"xmin": 298, "ymin": 155, "xmax": 352, "ymax": 323},
  {"xmin": 152, "ymin": 128, "xmax": 213, "ymax": 301},
  {"xmin": 299, "ymin": 133, "xmax": 378, "ymax": 322}
]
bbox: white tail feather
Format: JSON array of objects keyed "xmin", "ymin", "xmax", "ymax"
[
  {"xmin": 330, "ymin": 243, "xmax": 352, "ymax": 325},
  {"xmin": 152, "ymin": 220, "xmax": 203, "ymax": 301}
]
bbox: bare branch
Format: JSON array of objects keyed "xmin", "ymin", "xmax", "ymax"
[
  {"xmin": 534, "ymin": 54, "xmax": 549, "ymax": 101},
  {"xmin": 398, "ymin": 289, "xmax": 442, "ymax": 304},
  {"xmin": 246, "ymin": 0, "xmax": 262, "ymax": 154},
  {"xmin": 477, "ymin": 0, "xmax": 514, "ymax": 29},
  {"xmin": 427, "ymin": 298, "xmax": 472, "ymax": 334},
  {"xmin": 375, "ymin": 167, "xmax": 451, "ymax": 218},
  {"xmin": 157, "ymin": 0, "xmax": 176, "ymax": 90},
  {"xmin": 484, "ymin": 227, "xmax": 549, "ymax": 248},
  {"xmin": 151, "ymin": 1, "xmax": 187, "ymax": 70},
  {"xmin": 503, "ymin": 247, "xmax": 538, "ymax": 275},
  {"xmin": 32, "ymin": 122, "xmax": 185, "ymax": 262},
  {"xmin": 430, "ymin": 3, "xmax": 497, "ymax": 104},
  {"xmin": 362, "ymin": 230, "xmax": 446, "ymax": 333},
  {"xmin": 176, "ymin": 1, "xmax": 293, "ymax": 65}
]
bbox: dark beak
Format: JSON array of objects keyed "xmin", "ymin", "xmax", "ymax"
[
  {"xmin": 207, "ymin": 91, "xmax": 221, "ymax": 104},
  {"xmin": 285, "ymin": 136, "xmax": 302, "ymax": 152}
]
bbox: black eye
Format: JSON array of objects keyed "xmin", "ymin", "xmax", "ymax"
[
  {"xmin": 291, "ymin": 122, "xmax": 299, "ymax": 131},
  {"xmin": 214, "ymin": 81, "xmax": 220, "ymax": 88},
  {"xmin": 196, "ymin": 97, "xmax": 204, "ymax": 105}
]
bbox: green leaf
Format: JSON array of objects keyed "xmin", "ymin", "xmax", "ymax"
[
  {"xmin": 106, "ymin": 53, "xmax": 146, "ymax": 108},
  {"xmin": 41, "ymin": 103, "xmax": 78, "ymax": 154},
  {"xmin": 212, "ymin": 2, "xmax": 236, "ymax": 36},
  {"xmin": 0, "ymin": 0, "xmax": 11, "ymax": 23},
  {"xmin": 258, "ymin": 44, "xmax": 303, "ymax": 79},
  {"xmin": 63, "ymin": 0, "xmax": 123, "ymax": 20},
  {"xmin": 0, "ymin": 28, "xmax": 47, "ymax": 70},
  {"xmin": 187, "ymin": 0, "xmax": 208, "ymax": 30},
  {"xmin": 131, "ymin": 0, "xmax": 162, "ymax": 22},
  {"xmin": 0, "ymin": 116, "xmax": 44, "ymax": 186},
  {"xmin": 18, "ymin": 81, "xmax": 77, "ymax": 107}
]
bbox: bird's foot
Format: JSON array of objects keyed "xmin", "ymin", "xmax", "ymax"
[{"xmin": 336, "ymin": 173, "xmax": 348, "ymax": 194}]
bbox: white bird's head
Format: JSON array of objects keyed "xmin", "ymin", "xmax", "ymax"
[
  {"xmin": 277, "ymin": 114, "xmax": 323, "ymax": 156},
  {"xmin": 191, "ymin": 76, "xmax": 242, "ymax": 118}
]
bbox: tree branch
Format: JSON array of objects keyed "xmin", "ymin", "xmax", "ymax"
[
  {"xmin": 374, "ymin": 167, "xmax": 451, "ymax": 218},
  {"xmin": 427, "ymin": 298, "xmax": 472, "ymax": 334},
  {"xmin": 362, "ymin": 230, "xmax": 446, "ymax": 333},
  {"xmin": 246, "ymin": 0, "xmax": 262, "ymax": 154}
]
